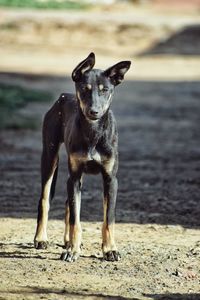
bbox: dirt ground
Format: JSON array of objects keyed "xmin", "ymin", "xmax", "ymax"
[{"xmin": 0, "ymin": 5, "xmax": 200, "ymax": 300}]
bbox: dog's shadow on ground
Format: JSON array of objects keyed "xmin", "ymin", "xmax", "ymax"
[
  {"xmin": 0, "ymin": 285, "xmax": 199, "ymax": 300},
  {"xmin": 0, "ymin": 241, "xmax": 105, "ymax": 261},
  {"xmin": 0, "ymin": 242, "xmax": 58, "ymax": 259}
]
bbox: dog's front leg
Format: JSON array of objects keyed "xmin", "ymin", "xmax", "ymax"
[
  {"xmin": 61, "ymin": 174, "xmax": 82, "ymax": 262},
  {"xmin": 102, "ymin": 174, "xmax": 120, "ymax": 261}
]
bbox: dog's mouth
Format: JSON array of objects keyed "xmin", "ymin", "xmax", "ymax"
[
  {"xmin": 86, "ymin": 109, "xmax": 102, "ymax": 121},
  {"xmin": 86, "ymin": 114, "xmax": 100, "ymax": 122}
]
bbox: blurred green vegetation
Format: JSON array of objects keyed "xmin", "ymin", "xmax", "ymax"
[
  {"xmin": 0, "ymin": 0, "xmax": 88, "ymax": 10},
  {"xmin": 0, "ymin": 83, "xmax": 52, "ymax": 129}
]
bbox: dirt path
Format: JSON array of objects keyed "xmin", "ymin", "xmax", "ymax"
[{"xmin": 0, "ymin": 6, "xmax": 200, "ymax": 300}]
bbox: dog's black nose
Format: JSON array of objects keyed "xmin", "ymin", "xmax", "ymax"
[{"xmin": 89, "ymin": 108, "xmax": 99, "ymax": 117}]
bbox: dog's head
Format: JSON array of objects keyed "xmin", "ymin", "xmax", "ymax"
[{"xmin": 72, "ymin": 52, "xmax": 131, "ymax": 122}]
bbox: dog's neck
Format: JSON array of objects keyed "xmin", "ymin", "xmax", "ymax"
[{"xmin": 77, "ymin": 107, "xmax": 109, "ymax": 149}]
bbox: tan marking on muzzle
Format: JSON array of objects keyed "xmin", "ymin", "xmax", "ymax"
[{"xmin": 76, "ymin": 91, "xmax": 85, "ymax": 114}]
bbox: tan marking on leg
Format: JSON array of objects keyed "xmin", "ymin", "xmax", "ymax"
[
  {"xmin": 69, "ymin": 154, "xmax": 79, "ymax": 173},
  {"xmin": 35, "ymin": 173, "xmax": 54, "ymax": 242},
  {"xmin": 69, "ymin": 153, "xmax": 91, "ymax": 172},
  {"xmin": 64, "ymin": 203, "xmax": 70, "ymax": 246},
  {"xmin": 102, "ymin": 197, "xmax": 117, "ymax": 253},
  {"xmin": 103, "ymin": 156, "xmax": 115, "ymax": 175},
  {"xmin": 69, "ymin": 223, "xmax": 82, "ymax": 253},
  {"xmin": 71, "ymin": 186, "xmax": 82, "ymax": 252},
  {"xmin": 67, "ymin": 178, "xmax": 82, "ymax": 254}
]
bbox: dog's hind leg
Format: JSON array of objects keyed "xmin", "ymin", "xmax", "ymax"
[
  {"xmin": 64, "ymin": 201, "xmax": 70, "ymax": 247},
  {"xmin": 34, "ymin": 109, "xmax": 61, "ymax": 249},
  {"xmin": 34, "ymin": 149, "xmax": 59, "ymax": 249}
]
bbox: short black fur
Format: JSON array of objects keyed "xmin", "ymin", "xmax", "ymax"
[{"xmin": 34, "ymin": 53, "xmax": 131, "ymax": 262}]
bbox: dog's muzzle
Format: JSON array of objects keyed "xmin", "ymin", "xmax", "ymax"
[{"xmin": 87, "ymin": 108, "xmax": 100, "ymax": 120}]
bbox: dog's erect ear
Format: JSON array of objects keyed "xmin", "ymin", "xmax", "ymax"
[
  {"xmin": 104, "ymin": 61, "xmax": 131, "ymax": 86},
  {"xmin": 72, "ymin": 52, "xmax": 95, "ymax": 82}
]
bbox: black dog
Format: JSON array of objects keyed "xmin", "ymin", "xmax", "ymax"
[{"xmin": 34, "ymin": 53, "xmax": 131, "ymax": 262}]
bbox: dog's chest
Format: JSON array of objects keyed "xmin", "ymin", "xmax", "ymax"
[
  {"xmin": 88, "ymin": 147, "xmax": 101, "ymax": 162},
  {"xmin": 69, "ymin": 147, "xmax": 102, "ymax": 174},
  {"xmin": 84, "ymin": 149, "xmax": 102, "ymax": 174}
]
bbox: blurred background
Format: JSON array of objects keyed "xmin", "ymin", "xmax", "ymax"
[
  {"xmin": 0, "ymin": 0, "xmax": 200, "ymax": 127},
  {"xmin": 0, "ymin": 0, "xmax": 200, "ymax": 226},
  {"xmin": 0, "ymin": 2, "xmax": 200, "ymax": 298}
]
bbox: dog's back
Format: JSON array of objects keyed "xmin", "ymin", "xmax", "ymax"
[{"xmin": 42, "ymin": 93, "xmax": 76, "ymax": 144}]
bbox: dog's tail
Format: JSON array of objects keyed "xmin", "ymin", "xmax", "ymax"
[{"xmin": 50, "ymin": 158, "xmax": 59, "ymax": 202}]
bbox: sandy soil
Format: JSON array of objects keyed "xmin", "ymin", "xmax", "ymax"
[{"xmin": 0, "ymin": 6, "xmax": 200, "ymax": 300}]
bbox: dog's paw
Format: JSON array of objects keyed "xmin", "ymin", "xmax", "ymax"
[
  {"xmin": 103, "ymin": 250, "xmax": 121, "ymax": 261},
  {"xmin": 34, "ymin": 241, "xmax": 48, "ymax": 250},
  {"xmin": 60, "ymin": 250, "xmax": 80, "ymax": 262}
]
